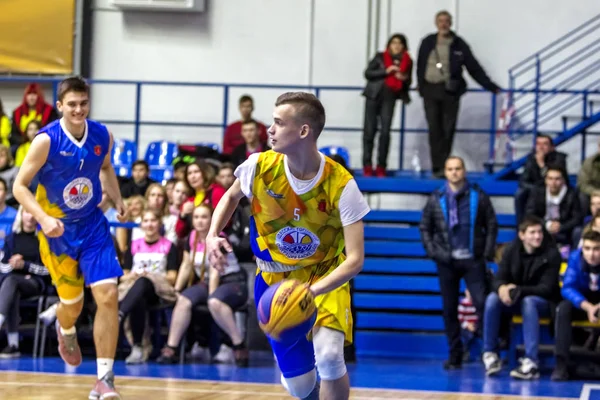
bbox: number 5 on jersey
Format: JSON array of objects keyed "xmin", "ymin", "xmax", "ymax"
[{"xmin": 293, "ymin": 208, "xmax": 301, "ymax": 221}]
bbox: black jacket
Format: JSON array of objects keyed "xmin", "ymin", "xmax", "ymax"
[
  {"xmin": 419, "ymin": 182, "xmax": 498, "ymax": 264},
  {"xmin": 231, "ymin": 141, "xmax": 270, "ymax": 168},
  {"xmin": 518, "ymin": 151, "xmax": 568, "ymax": 190},
  {"xmin": 362, "ymin": 52, "xmax": 412, "ymax": 103},
  {"xmin": 417, "ymin": 32, "xmax": 499, "ymax": 97},
  {"xmin": 525, "ymin": 186, "xmax": 582, "ymax": 238},
  {"xmin": 492, "ymin": 235, "xmax": 561, "ymax": 303}
]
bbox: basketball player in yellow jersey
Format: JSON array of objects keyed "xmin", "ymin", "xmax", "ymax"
[{"xmin": 207, "ymin": 92, "xmax": 370, "ymax": 400}]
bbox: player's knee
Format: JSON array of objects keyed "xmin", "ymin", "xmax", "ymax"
[
  {"xmin": 313, "ymin": 328, "xmax": 347, "ymax": 381},
  {"xmin": 60, "ymin": 297, "xmax": 84, "ymax": 319},
  {"xmin": 92, "ymin": 284, "xmax": 118, "ymax": 310},
  {"xmin": 281, "ymin": 370, "xmax": 317, "ymax": 399}
]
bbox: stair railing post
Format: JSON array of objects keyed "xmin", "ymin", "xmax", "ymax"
[
  {"xmin": 488, "ymin": 91, "xmax": 497, "ymax": 173},
  {"xmin": 532, "ymin": 56, "xmax": 541, "ymax": 146},
  {"xmin": 399, "ymin": 102, "xmax": 406, "ymax": 171},
  {"xmin": 582, "ymin": 91, "xmax": 589, "ymax": 162}
]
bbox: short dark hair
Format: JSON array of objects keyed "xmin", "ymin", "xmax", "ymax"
[
  {"xmin": 239, "ymin": 95, "xmax": 254, "ymax": 105},
  {"xmin": 219, "ymin": 162, "xmax": 235, "ymax": 172},
  {"xmin": 445, "ymin": 156, "xmax": 465, "ymax": 169},
  {"xmin": 518, "ymin": 215, "xmax": 543, "ymax": 233},
  {"xmin": 0, "ymin": 177, "xmax": 7, "ymax": 192},
  {"xmin": 166, "ymin": 178, "xmax": 178, "ymax": 186},
  {"xmin": 387, "ymin": 33, "xmax": 408, "ymax": 50},
  {"xmin": 546, "ymin": 164, "xmax": 567, "ymax": 181},
  {"xmin": 57, "ymin": 76, "xmax": 90, "ymax": 102},
  {"xmin": 435, "ymin": 10, "xmax": 452, "ymax": 20},
  {"xmin": 582, "ymin": 230, "xmax": 600, "ymax": 243},
  {"xmin": 241, "ymin": 120, "xmax": 258, "ymax": 129},
  {"xmin": 132, "ymin": 160, "xmax": 149, "ymax": 170},
  {"xmin": 536, "ymin": 134, "xmax": 553, "ymax": 145},
  {"xmin": 275, "ymin": 92, "xmax": 326, "ymax": 137}
]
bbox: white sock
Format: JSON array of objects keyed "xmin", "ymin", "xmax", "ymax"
[
  {"xmin": 7, "ymin": 332, "xmax": 18, "ymax": 348},
  {"xmin": 60, "ymin": 325, "xmax": 76, "ymax": 335},
  {"xmin": 0, "ymin": 314, "xmax": 5, "ymax": 330},
  {"xmin": 97, "ymin": 358, "xmax": 114, "ymax": 380}
]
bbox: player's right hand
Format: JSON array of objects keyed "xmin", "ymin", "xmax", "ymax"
[
  {"xmin": 41, "ymin": 216, "xmax": 64, "ymax": 238},
  {"xmin": 206, "ymin": 235, "xmax": 232, "ymax": 273}
]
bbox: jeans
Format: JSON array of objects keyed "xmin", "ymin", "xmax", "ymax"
[{"xmin": 483, "ymin": 292, "xmax": 549, "ymax": 362}]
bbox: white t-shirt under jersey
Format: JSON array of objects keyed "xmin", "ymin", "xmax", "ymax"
[{"xmin": 234, "ymin": 152, "xmax": 370, "ymax": 227}]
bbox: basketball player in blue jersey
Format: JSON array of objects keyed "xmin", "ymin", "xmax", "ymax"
[
  {"xmin": 13, "ymin": 77, "xmax": 127, "ymax": 399},
  {"xmin": 207, "ymin": 92, "xmax": 370, "ymax": 400}
]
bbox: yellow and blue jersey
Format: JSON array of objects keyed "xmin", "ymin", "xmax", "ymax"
[{"xmin": 35, "ymin": 119, "xmax": 109, "ymax": 221}]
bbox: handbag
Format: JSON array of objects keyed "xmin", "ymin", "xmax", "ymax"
[{"xmin": 434, "ymin": 47, "xmax": 460, "ymax": 94}]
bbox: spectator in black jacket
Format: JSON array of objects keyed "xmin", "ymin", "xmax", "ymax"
[
  {"xmin": 230, "ymin": 120, "xmax": 269, "ymax": 167},
  {"xmin": 482, "ymin": 216, "xmax": 560, "ymax": 380},
  {"xmin": 362, "ymin": 33, "xmax": 412, "ymax": 177},
  {"xmin": 419, "ymin": 156, "xmax": 498, "ymax": 369},
  {"xmin": 515, "ymin": 134, "xmax": 568, "ymax": 224},
  {"xmin": 120, "ymin": 160, "xmax": 156, "ymax": 199},
  {"xmin": 417, "ymin": 10, "xmax": 500, "ymax": 177},
  {"xmin": 525, "ymin": 165, "xmax": 582, "ymax": 247}
]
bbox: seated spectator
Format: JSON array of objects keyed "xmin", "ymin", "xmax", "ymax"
[
  {"xmin": 0, "ymin": 177, "xmax": 17, "ymax": 249},
  {"xmin": 0, "ymin": 99, "xmax": 10, "ymax": 148},
  {"xmin": 525, "ymin": 166, "xmax": 582, "ymax": 247},
  {"xmin": 10, "ymin": 83, "xmax": 58, "ymax": 147},
  {"xmin": 222, "ymin": 95, "xmax": 268, "ymax": 155},
  {"xmin": 231, "ymin": 121, "xmax": 270, "ymax": 166},
  {"xmin": 0, "ymin": 146, "xmax": 19, "ymax": 207},
  {"xmin": 14, "ymin": 120, "xmax": 40, "ymax": 167},
  {"xmin": 116, "ymin": 195, "xmax": 145, "ymax": 254},
  {"xmin": 175, "ymin": 160, "xmax": 226, "ymax": 239},
  {"xmin": 157, "ymin": 205, "xmax": 248, "ymax": 366},
  {"xmin": 169, "ymin": 180, "xmax": 191, "ymax": 217},
  {"xmin": 553, "ymin": 230, "xmax": 600, "ymax": 381},
  {"xmin": 573, "ymin": 191, "xmax": 600, "ymax": 246},
  {"xmin": 578, "ymin": 215, "xmax": 600, "ymax": 249},
  {"xmin": 165, "ymin": 178, "xmax": 178, "ymax": 206},
  {"xmin": 515, "ymin": 134, "xmax": 567, "ymax": 224},
  {"xmin": 578, "ymin": 141, "xmax": 600, "ymax": 214},
  {"xmin": 482, "ymin": 216, "xmax": 561, "ymax": 379},
  {"xmin": 145, "ymin": 183, "xmax": 178, "ymax": 243},
  {"xmin": 173, "ymin": 161, "xmax": 188, "ymax": 182},
  {"xmin": 118, "ymin": 209, "xmax": 178, "ymax": 364},
  {"xmin": 0, "ymin": 207, "xmax": 50, "ymax": 358},
  {"xmin": 362, "ymin": 33, "xmax": 412, "ymax": 177},
  {"xmin": 120, "ymin": 160, "xmax": 156, "ymax": 199},
  {"xmin": 216, "ymin": 163, "xmax": 235, "ymax": 190}
]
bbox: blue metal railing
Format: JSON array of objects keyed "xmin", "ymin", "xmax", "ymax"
[
  {"xmin": 1, "ymin": 76, "xmax": 599, "ymax": 172},
  {"xmin": 505, "ymin": 13, "xmax": 600, "ymax": 157}
]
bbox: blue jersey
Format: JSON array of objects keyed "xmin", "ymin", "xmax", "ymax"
[{"xmin": 36, "ymin": 119, "xmax": 110, "ymax": 221}]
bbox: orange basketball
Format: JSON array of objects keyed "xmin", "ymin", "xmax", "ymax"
[{"xmin": 257, "ymin": 279, "xmax": 317, "ymax": 342}]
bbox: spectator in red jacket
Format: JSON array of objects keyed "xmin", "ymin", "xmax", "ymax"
[
  {"xmin": 175, "ymin": 160, "xmax": 226, "ymax": 239},
  {"xmin": 11, "ymin": 83, "xmax": 58, "ymax": 147},
  {"xmin": 222, "ymin": 95, "xmax": 268, "ymax": 155},
  {"xmin": 230, "ymin": 120, "xmax": 270, "ymax": 167}
]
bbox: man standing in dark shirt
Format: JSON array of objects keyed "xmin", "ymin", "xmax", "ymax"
[{"xmin": 120, "ymin": 161, "xmax": 156, "ymax": 199}]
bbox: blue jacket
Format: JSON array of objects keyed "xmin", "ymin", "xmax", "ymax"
[{"xmin": 562, "ymin": 250, "xmax": 596, "ymax": 309}]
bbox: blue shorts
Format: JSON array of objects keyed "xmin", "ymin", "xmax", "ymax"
[
  {"xmin": 38, "ymin": 207, "xmax": 123, "ymax": 303},
  {"xmin": 255, "ymin": 272, "xmax": 315, "ymax": 378}
]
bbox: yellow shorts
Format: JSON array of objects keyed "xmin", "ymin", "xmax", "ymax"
[{"xmin": 257, "ymin": 261, "xmax": 353, "ymax": 345}]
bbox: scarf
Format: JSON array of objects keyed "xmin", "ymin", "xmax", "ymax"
[
  {"xmin": 383, "ymin": 50, "xmax": 406, "ymax": 92},
  {"xmin": 545, "ymin": 185, "xmax": 567, "ymax": 221},
  {"xmin": 446, "ymin": 182, "xmax": 469, "ymax": 229}
]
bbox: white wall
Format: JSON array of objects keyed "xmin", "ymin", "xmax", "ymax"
[{"xmin": 1, "ymin": 0, "xmax": 599, "ymax": 174}]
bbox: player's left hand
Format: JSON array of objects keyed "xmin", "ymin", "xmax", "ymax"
[
  {"xmin": 116, "ymin": 201, "xmax": 129, "ymax": 223},
  {"xmin": 206, "ymin": 235, "xmax": 232, "ymax": 273}
]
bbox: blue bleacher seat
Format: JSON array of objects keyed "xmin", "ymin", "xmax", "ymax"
[
  {"xmin": 112, "ymin": 139, "xmax": 137, "ymax": 177},
  {"xmin": 145, "ymin": 141, "xmax": 179, "ymax": 167},
  {"xmin": 319, "ymin": 146, "xmax": 350, "ymax": 166},
  {"xmin": 197, "ymin": 142, "xmax": 221, "ymax": 152},
  {"xmin": 149, "ymin": 166, "xmax": 174, "ymax": 184}
]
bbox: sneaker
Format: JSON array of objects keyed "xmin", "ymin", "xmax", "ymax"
[
  {"xmin": 363, "ymin": 166, "xmax": 373, "ymax": 177},
  {"xmin": 510, "ymin": 357, "xmax": 540, "ymax": 380},
  {"xmin": 483, "ymin": 352, "xmax": 502, "ymax": 376},
  {"xmin": 125, "ymin": 345, "xmax": 145, "ymax": 365},
  {"xmin": 89, "ymin": 371, "xmax": 121, "ymax": 400},
  {"xmin": 156, "ymin": 346, "xmax": 178, "ymax": 364},
  {"xmin": 188, "ymin": 342, "xmax": 209, "ymax": 362},
  {"xmin": 212, "ymin": 344, "xmax": 234, "ymax": 364},
  {"xmin": 375, "ymin": 166, "xmax": 386, "ymax": 178},
  {"xmin": 0, "ymin": 345, "xmax": 20, "ymax": 359},
  {"xmin": 56, "ymin": 322, "xmax": 82, "ymax": 367},
  {"xmin": 39, "ymin": 303, "xmax": 58, "ymax": 327}
]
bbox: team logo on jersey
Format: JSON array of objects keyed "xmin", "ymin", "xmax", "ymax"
[
  {"xmin": 94, "ymin": 145, "xmax": 102, "ymax": 156},
  {"xmin": 63, "ymin": 178, "xmax": 93, "ymax": 209},
  {"xmin": 275, "ymin": 226, "xmax": 319, "ymax": 259},
  {"xmin": 266, "ymin": 189, "xmax": 284, "ymax": 199}
]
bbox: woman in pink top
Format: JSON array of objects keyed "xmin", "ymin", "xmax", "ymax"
[
  {"xmin": 118, "ymin": 209, "xmax": 179, "ymax": 364},
  {"xmin": 157, "ymin": 204, "xmax": 248, "ymax": 366}
]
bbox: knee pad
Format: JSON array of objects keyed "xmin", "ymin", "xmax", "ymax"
[
  {"xmin": 281, "ymin": 369, "xmax": 317, "ymax": 399},
  {"xmin": 313, "ymin": 327, "xmax": 347, "ymax": 381}
]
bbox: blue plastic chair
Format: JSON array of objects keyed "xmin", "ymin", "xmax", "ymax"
[
  {"xmin": 145, "ymin": 141, "xmax": 179, "ymax": 167},
  {"xmin": 319, "ymin": 146, "xmax": 350, "ymax": 166},
  {"xmin": 149, "ymin": 166, "xmax": 175, "ymax": 184},
  {"xmin": 197, "ymin": 142, "xmax": 221, "ymax": 152},
  {"xmin": 111, "ymin": 139, "xmax": 137, "ymax": 177}
]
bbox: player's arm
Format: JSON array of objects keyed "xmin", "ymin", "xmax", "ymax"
[
  {"xmin": 309, "ymin": 220, "xmax": 365, "ymax": 296},
  {"xmin": 100, "ymin": 132, "xmax": 126, "ymax": 219},
  {"xmin": 13, "ymin": 134, "xmax": 63, "ymax": 236}
]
